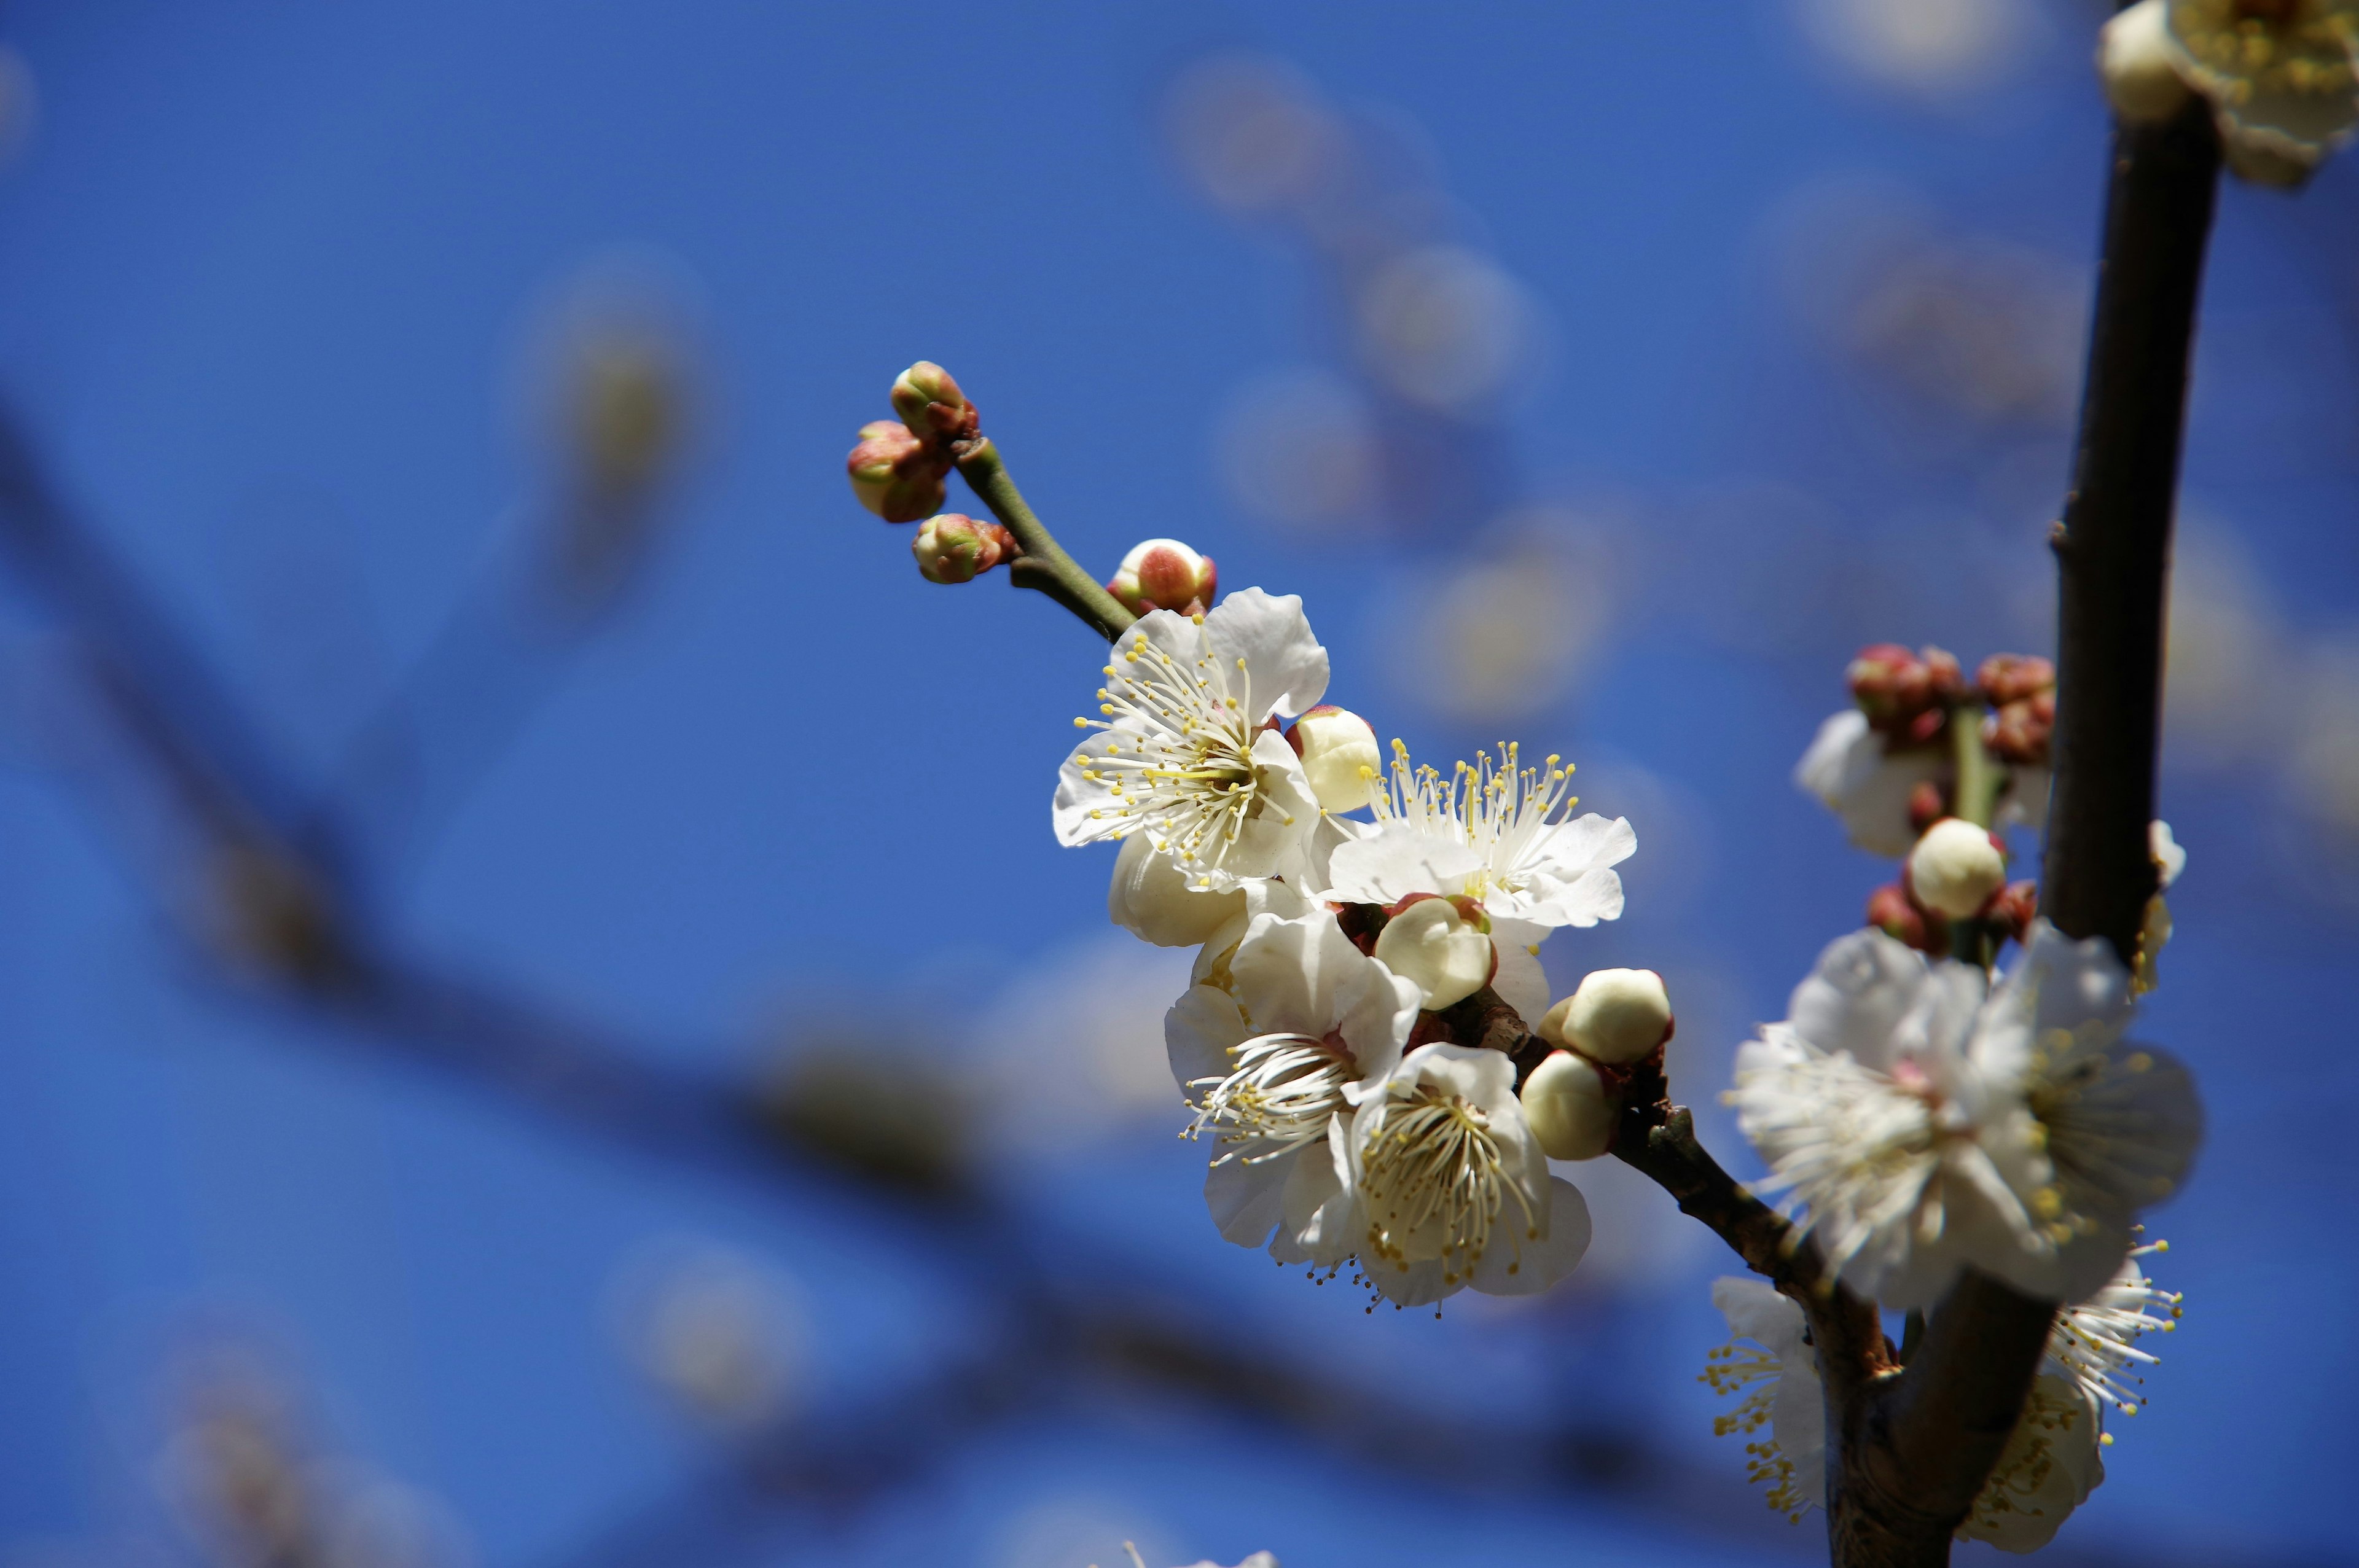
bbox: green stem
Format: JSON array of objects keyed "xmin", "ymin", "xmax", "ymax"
[
  {"xmin": 1949, "ymin": 701, "xmax": 1998, "ymax": 830},
  {"xmin": 955, "ymin": 439, "xmax": 1136, "ymax": 642}
]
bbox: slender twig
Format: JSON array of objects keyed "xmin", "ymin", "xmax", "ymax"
[
  {"xmin": 952, "ymin": 437, "xmax": 1135, "ymax": 641},
  {"xmin": 1821, "ymin": 96, "xmax": 2222, "ymax": 1568}
]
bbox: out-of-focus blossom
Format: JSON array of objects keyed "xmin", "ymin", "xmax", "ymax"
[
  {"xmin": 1055, "ymin": 590, "xmax": 1329, "ymax": 889},
  {"xmin": 1213, "ymin": 369, "xmax": 1379, "ymax": 530},
  {"xmin": 2102, "ymin": 0, "xmax": 2199, "ymax": 120},
  {"xmin": 2048, "ymin": 1241, "xmax": 2182, "ymax": 1419},
  {"xmin": 1908, "ymin": 817, "xmax": 2008, "ymax": 919},
  {"xmin": 1161, "ymin": 53, "xmax": 1341, "ymax": 218},
  {"xmin": 1377, "ymin": 528, "xmax": 1615, "ymax": 721},
  {"xmin": 1954, "ymin": 1374, "xmax": 2107, "ymax": 1551},
  {"xmin": 1794, "ymin": 0, "xmax": 2044, "ymax": 98},
  {"xmin": 1104, "ymin": 1546, "xmax": 1279, "ymax": 1568},
  {"xmin": 977, "ymin": 935, "xmax": 1199, "ymax": 1150},
  {"xmin": 2162, "ymin": 0, "xmax": 2359, "ymax": 185},
  {"xmin": 612, "ymin": 1239, "xmax": 804, "ymax": 1431},
  {"xmin": 0, "ymin": 47, "xmax": 36, "ymax": 165},
  {"xmin": 1702, "ymin": 1276, "xmax": 1824, "ymax": 1523},
  {"xmin": 1353, "ymin": 244, "xmax": 1546, "ymax": 413},
  {"xmin": 2290, "ymin": 637, "xmax": 2359, "ymax": 839},
  {"xmin": 1796, "ymin": 709, "xmax": 2044, "ymax": 857}
]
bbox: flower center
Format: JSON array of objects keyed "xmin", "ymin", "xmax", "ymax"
[
  {"xmin": 1074, "ymin": 641, "xmax": 1284, "ymax": 870},
  {"xmin": 1188, "ymin": 1031, "xmax": 1356, "ymax": 1162},
  {"xmin": 1371, "ymin": 739, "xmax": 1577, "ymax": 892},
  {"xmin": 1358, "ymin": 1085, "xmax": 1537, "ymax": 1285}
]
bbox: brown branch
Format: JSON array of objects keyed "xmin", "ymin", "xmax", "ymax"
[{"xmin": 1823, "ymin": 97, "xmax": 2222, "ymax": 1568}]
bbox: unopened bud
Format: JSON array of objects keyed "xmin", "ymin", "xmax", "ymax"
[
  {"xmin": 888, "ymin": 361, "xmax": 978, "ymax": 442},
  {"xmin": 1907, "ymin": 779, "xmax": 1950, "ymax": 838},
  {"xmin": 1983, "ymin": 689, "xmax": 2056, "ymax": 767},
  {"xmin": 1372, "ymin": 894, "xmax": 1495, "ymax": 1010},
  {"xmin": 1866, "ymin": 882, "xmax": 1936, "ymax": 952},
  {"xmin": 910, "ymin": 513, "xmax": 1016, "ymax": 584},
  {"xmin": 2099, "ymin": 0, "xmax": 2193, "ymax": 123},
  {"xmin": 1286, "ymin": 706, "xmax": 1380, "ymax": 813},
  {"xmin": 1989, "ymin": 880, "xmax": 2039, "ymax": 944},
  {"xmin": 1846, "ymin": 644, "xmax": 1964, "ymax": 736},
  {"xmin": 1108, "ymin": 833, "xmax": 1246, "ymax": 946},
  {"xmin": 1907, "ymin": 817, "xmax": 2008, "ymax": 919},
  {"xmin": 1976, "ymin": 653, "xmax": 2056, "ymax": 707},
  {"xmin": 1106, "ymin": 538, "xmax": 1218, "ymax": 617},
  {"xmin": 1539, "ymin": 967, "xmax": 1673, "ymax": 1066},
  {"xmin": 1520, "ymin": 1051, "xmax": 1614, "ymax": 1161},
  {"xmin": 847, "ymin": 420, "xmax": 948, "ymax": 523}
]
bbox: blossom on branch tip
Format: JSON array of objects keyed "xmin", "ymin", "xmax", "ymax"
[
  {"xmin": 1908, "ymin": 817, "xmax": 2008, "ymax": 920},
  {"xmin": 1538, "ymin": 967, "xmax": 1672, "ymax": 1066},
  {"xmin": 909, "ymin": 513, "xmax": 1014, "ymax": 583},
  {"xmin": 1348, "ymin": 1043, "xmax": 1590, "ymax": 1305},
  {"xmin": 1520, "ymin": 1050, "xmax": 1615, "ymax": 1160},
  {"xmin": 1167, "ymin": 903, "xmax": 1420, "ymax": 1268},
  {"xmin": 1729, "ymin": 924, "xmax": 2201, "ymax": 1308},
  {"xmin": 1285, "ymin": 705, "xmax": 1380, "ymax": 813},
  {"xmin": 888, "ymin": 360, "xmax": 977, "ymax": 441},
  {"xmin": 2160, "ymin": 0, "xmax": 2359, "ymax": 185},
  {"xmin": 846, "ymin": 419, "xmax": 948, "ymax": 523},
  {"xmin": 1108, "ymin": 538, "xmax": 1219, "ymax": 617},
  {"xmin": 1056, "ymin": 589, "xmax": 1330, "ymax": 889},
  {"xmin": 1327, "ymin": 741, "xmax": 1634, "ymax": 932}
]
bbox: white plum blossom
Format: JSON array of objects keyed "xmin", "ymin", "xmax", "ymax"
[
  {"xmin": 1794, "ymin": 709, "xmax": 2045, "ymax": 858},
  {"xmin": 1167, "ymin": 904, "xmax": 1421, "ymax": 1268},
  {"xmin": 1702, "ymin": 1277, "xmax": 1825, "ymax": 1523},
  {"xmin": 1346, "ymin": 1043, "xmax": 1590, "ymax": 1306},
  {"xmin": 1730, "ymin": 924, "xmax": 2199, "ymax": 1309},
  {"xmin": 1057, "ymin": 590, "xmax": 1331, "ymax": 889},
  {"xmin": 2047, "ymin": 1241, "xmax": 2181, "ymax": 1420},
  {"xmin": 1329, "ymin": 740, "xmax": 1633, "ymax": 930},
  {"xmin": 1705, "ymin": 1276, "xmax": 2111, "ymax": 1543}
]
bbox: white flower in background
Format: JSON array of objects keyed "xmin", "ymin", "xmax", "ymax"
[
  {"xmin": 1955, "ymin": 1374, "xmax": 2107, "ymax": 1552},
  {"xmin": 1332, "ymin": 741, "xmax": 1633, "ymax": 929},
  {"xmin": 1701, "ymin": 1277, "xmax": 1825, "ymax": 1523},
  {"xmin": 1704, "ymin": 1276, "xmax": 2111, "ymax": 1542},
  {"xmin": 1168, "ymin": 905, "xmax": 1421, "ymax": 1266},
  {"xmin": 1057, "ymin": 590, "xmax": 1330, "ymax": 889},
  {"xmin": 1348, "ymin": 1043, "xmax": 1590, "ymax": 1306},
  {"xmin": 2151, "ymin": 0, "xmax": 2359, "ymax": 186},
  {"xmin": 2047, "ymin": 1241, "xmax": 2182, "ymax": 1419},
  {"xmin": 1731, "ymin": 924, "xmax": 2199, "ymax": 1308},
  {"xmin": 1794, "ymin": 709, "xmax": 2046, "ymax": 858},
  {"xmin": 1105, "ymin": 1546, "xmax": 1279, "ymax": 1568}
]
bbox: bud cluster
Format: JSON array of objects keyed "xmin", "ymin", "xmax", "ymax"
[
  {"xmin": 1978, "ymin": 653, "xmax": 2056, "ymax": 767},
  {"xmin": 1519, "ymin": 969, "xmax": 1674, "ymax": 1161},
  {"xmin": 845, "ymin": 362, "xmax": 977, "ymax": 525},
  {"xmin": 1846, "ymin": 643, "xmax": 1965, "ymax": 745},
  {"xmin": 1869, "ymin": 819, "xmax": 2035, "ymax": 956},
  {"xmin": 911, "ymin": 513, "xmax": 1017, "ymax": 585}
]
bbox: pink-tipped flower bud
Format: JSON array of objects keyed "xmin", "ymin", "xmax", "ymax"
[
  {"xmin": 888, "ymin": 361, "xmax": 978, "ymax": 442},
  {"xmin": 1866, "ymin": 881, "xmax": 1943, "ymax": 955},
  {"xmin": 1538, "ymin": 968, "xmax": 1673, "ymax": 1066},
  {"xmin": 1976, "ymin": 653, "xmax": 2056, "ymax": 707},
  {"xmin": 1520, "ymin": 1050, "xmax": 1615, "ymax": 1161},
  {"xmin": 847, "ymin": 420, "xmax": 948, "ymax": 523},
  {"xmin": 1989, "ymin": 880, "xmax": 2039, "ymax": 944},
  {"xmin": 1106, "ymin": 538, "xmax": 1218, "ymax": 617},
  {"xmin": 910, "ymin": 513, "xmax": 1016, "ymax": 584},
  {"xmin": 1373, "ymin": 893, "xmax": 1495, "ymax": 1010},
  {"xmin": 1286, "ymin": 705, "xmax": 1380, "ymax": 813},
  {"xmin": 1908, "ymin": 817, "xmax": 2008, "ymax": 920},
  {"xmin": 1847, "ymin": 643, "xmax": 1965, "ymax": 736},
  {"xmin": 1907, "ymin": 779, "xmax": 1950, "ymax": 838},
  {"xmin": 1984, "ymin": 689, "xmax": 2056, "ymax": 767}
]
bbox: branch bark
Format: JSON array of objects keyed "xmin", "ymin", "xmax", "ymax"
[{"xmin": 1821, "ymin": 98, "xmax": 2221, "ymax": 1567}]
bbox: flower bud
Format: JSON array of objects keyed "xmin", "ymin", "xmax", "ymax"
[
  {"xmin": 1108, "ymin": 832, "xmax": 1246, "ymax": 947},
  {"xmin": 1286, "ymin": 705, "xmax": 1380, "ymax": 813},
  {"xmin": 1539, "ymin": 967, "xmax": 1673, "ymax": 1066},
  {"xmin": 910, "ymin": 513, "xmax": 1016, "ymax": 584},
  {"xmin": 1106, "ymin": 538, "xmax": 1218, "ymax": 617},
  {"xmin": 1989, "ymin": 880, "xmax": 2039, "ymax": 944},
  {"xmin": 1520, "ymin": 1050, "xmax": 1614, "ymax": 1161},
  {"xmin": 1372, "ymin": 894, "xmax": 1495, "ymax": 1010},
  {"xmin": 1983, "ymin": 688, "xmax": 2056, "ymax": 767},
  {"xmin": 1906, "ymin": 779, "xmax": 1950, "ymax": 838},
  {"xmin": 1907, "ymin": 817, "xmax": 2008, "ymax": 919},
  {"xmin": 847, "ymin": 420, "xmax": 947, "ymax": 523},
  {"xmin": 1975, "ymin": 653, "xmax": 2056, "ymax": 707},
  {"xmin": 1866, "ymin": 881, "xmax": 1938, "ymax": 953},
  {"xmin": 1846, "ymin": 643, "xmax": 1965, "ymax": 736},
  {"xmin": 2099, "ymin": 0, "xmax": 2193, "ymax": 123},
  {"xmin": 888, "ymin": 361, "xmax": 978, "ymax": 442}
]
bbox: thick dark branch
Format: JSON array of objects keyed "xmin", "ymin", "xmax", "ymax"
[{"xmin": 1828, "ymin": 100, "xmax": 2221, "ymax": 1568}]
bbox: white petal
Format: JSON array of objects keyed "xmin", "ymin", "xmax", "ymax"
[
  {"xmin": 1788, "ymin": 929, "xmax": 1946, "ymax": 1073},
  {"xmin": 1323, "ymin": 821, "xmax": 1484, "ymax": 905},
  {"xmin": 1489, "ymin": 918, "xmax": 1552, "ymax": 1026},
  {"xmin": 1166, "ymin": 983, "xmax": 1250, "ymax": 1098},
  {"xmin": 1230, "ymin": 905, "xmax": 1377, "ymax": 1040},
  {"xmin": 1202, "ymin": 588, "xmax": 1330, "ymax": 724},
  {"xmin": 1473, "ymin": 1176, "xmax": 1590, "ymax": 1296},
  {"xmin": 1334, "ymin": 964, "xmax": 1422, "ymax": 1089},
  {"xmin": 1204, "ymin": 1153, "xmax": 1291, "ymax": 1248},
  {"xmin": 1710, "ymin": 1276, "xmax": 1807, "ymax": 1355}
]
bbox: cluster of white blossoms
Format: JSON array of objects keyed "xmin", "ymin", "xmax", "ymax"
[
  {"xmin": 1706, "ymin": 1240, "xmax": 2183, "ymax": 1549},
  {"xmin": 1057, "ymin": 590, "xmax": 1648, "ymax": 1309}
]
